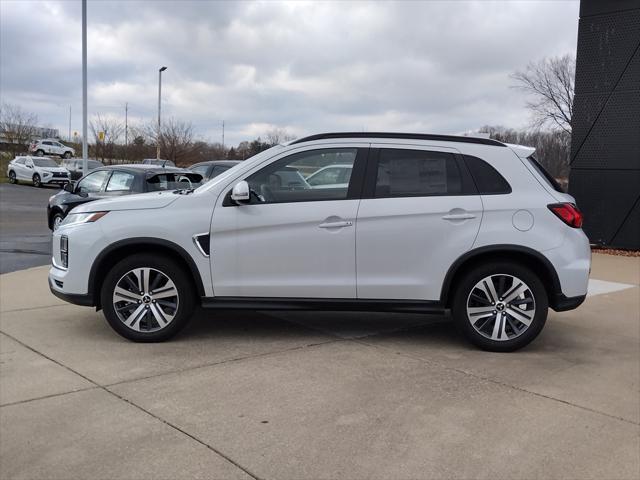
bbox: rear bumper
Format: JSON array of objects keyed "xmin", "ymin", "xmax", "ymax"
[{"xmin": 551, "ymin": 293, "xmax": 586, "ymax": 312}]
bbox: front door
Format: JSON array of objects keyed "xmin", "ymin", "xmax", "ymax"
[
  {"xmin": 210, "ymin": 145, "xmax": 367, "ymax": 298},
  {"xmin": 356, "ymin": 145, "xmax": 483, "ymax": 301}
]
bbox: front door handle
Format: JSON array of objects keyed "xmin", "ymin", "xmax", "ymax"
[{"xmin": 319, "ymin": 220, "xmax": 353, "ymax": 229}]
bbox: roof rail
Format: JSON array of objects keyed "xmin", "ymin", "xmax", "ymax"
[{"xmin": 290, "ymin": 132, "xmax": 506, "ymax": 147}]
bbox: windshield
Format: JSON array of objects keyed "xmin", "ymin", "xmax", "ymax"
[
  {"xmin": 146, "ymin": 173, "xmax": 203, "ymax": 191},
  {"xmin": 33, "ymin": 158, "xmax": 59, "ymax": 168}
]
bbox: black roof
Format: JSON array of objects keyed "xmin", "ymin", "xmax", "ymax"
[
  {"xmin": 190, "ymin": 160, "xmax": 241, "ymax": 168},
  {"xmin": 289, "ymin": 132, "xmax": 505, "ymax": 147}
]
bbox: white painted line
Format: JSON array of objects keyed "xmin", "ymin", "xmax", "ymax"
[{"xmin": 587, "ymin": 278, "xmax": 636, "ymax": 297}]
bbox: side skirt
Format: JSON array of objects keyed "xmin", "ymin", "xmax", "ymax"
[{"xmin": 200, "ymin": 296, "xmax": 447, "ymax": 314}]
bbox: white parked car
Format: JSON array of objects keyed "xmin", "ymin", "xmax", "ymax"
[
  {"xmin": 29, "ymin": 139, "xmax": 75, "ymax": 159},
  {"xmin": 7, "ymin": 155, "xmax": 71, "ymax": 187},
  {"xmin": 49, "ymin": 132, "xmax": 590, "ymax": 351},
  {"xmin": 306, "ymin": 163, "xmax": 353, "ymax": 188}
]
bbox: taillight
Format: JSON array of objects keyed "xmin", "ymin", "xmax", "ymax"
[{"xmin": 548, "ymin": 203, "xmax": 583, "ymax": 228}]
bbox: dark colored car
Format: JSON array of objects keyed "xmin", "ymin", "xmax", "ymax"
[
  {"xmin": 61, "ymin": 159, "xmax": 104, "ymax": 180},
  {"xmin": 47, "ymin": 165, "xmax": 202, "ymax": 230},
  {"xmin": 189, "ymin": 160, "xmax": 241, "ymax": 181},
  {"xmin": 141, "ymin": 159, "xmax": 176, "ymax": 167}
]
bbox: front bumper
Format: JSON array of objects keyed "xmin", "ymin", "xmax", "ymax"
[
  {"xmin": 42, "ymin": 176, "xmax": 70, "ymax": 185},
  {"xmin": 48, "ymin": 277, "xmax": 94, "ymax": 306}
]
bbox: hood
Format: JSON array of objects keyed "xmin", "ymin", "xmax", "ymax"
[{"xmin": 73, "ymin": 191, "xmax": 180, "ymax": 213}]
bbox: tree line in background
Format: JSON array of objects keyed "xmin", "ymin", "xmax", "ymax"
[{"xmin": 0, "ymin": 54, "xmax": 574, "ymax": 177}]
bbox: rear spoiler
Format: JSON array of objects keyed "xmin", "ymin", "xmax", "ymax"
[{"xmin": 505, "ymin": 143, "xmax": 536, "ymax": 159}]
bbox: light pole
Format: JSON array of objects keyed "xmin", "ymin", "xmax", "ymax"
[
  {"xmin": 156, "ymin": 66, "xmax": 167, "ymax": 160},
  {"xmin": 82, "ymin": 0, "xmax": 88, "ymax": 174}
]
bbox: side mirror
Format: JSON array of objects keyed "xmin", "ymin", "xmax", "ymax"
[
  {"xmin": 230, "ymin": 181, "xmax": 250, "ymax": 203},
  {"xmin": 63, "ymin": 182, "xmax": 75, "ymax": 193}
]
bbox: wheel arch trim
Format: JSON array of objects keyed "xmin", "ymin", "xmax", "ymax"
[
  {"xmin": 88, "ymin": 237, "xmax": 206, "ymax": 306},
  {"xmin": 440, "ymin": 244, "xmax": 562, "ymax": 307}
]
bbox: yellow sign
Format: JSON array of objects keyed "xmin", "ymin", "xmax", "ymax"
[{"xmin": 98, "ymin": 131, "xmax": 105, "ymax": 141}]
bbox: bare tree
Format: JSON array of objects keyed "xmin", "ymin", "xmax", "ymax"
[
  {"xmin": 0, "ymin": 103, "xmax": 39, "ymax": 148},
  {"xmin": 90, "ymin": 114, "xmax": 125, "ymax": 162},
  {"xmin": 511, "ymin": 55, "xmax": 575, "ymax": 134},
  {"xmin": 265, "ymin": 127, "xmax": 296, "ymax": 146},
  {"xmin": 145, "ymin": 118, "xmax": 196, "ymax": 165}
]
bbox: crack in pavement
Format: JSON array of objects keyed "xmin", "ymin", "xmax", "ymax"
[{"xmin": 0, "ymin": 330, "xmax": 269, "ymax": 480}]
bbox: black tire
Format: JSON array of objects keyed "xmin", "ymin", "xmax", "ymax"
[
  {"xmin": 35, "ymin": 149, "xmax": 45, "ymax": 156},
  {"xmin": 63, "ymin": 151, "xmax": 72, "ymax": 159},
  {"xmin": 32, "ymin": 174, "xmax": 42, "ymax": 188},
  {"xmin": 100, "ymin": 254, "xmax": 196, "ymax": 342},
  {"xmin": 51, "ymin": 212, "xmax": 65, "ymax": 231},
  {"xmin": 451, "ymin": 262, "xmax": 548, "ymax": 352},
  {"xmin": 8, "ymin": 171, "xmax": 17, "ymax": 184}
]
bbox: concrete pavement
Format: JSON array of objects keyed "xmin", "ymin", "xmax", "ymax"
[{"xmin": 0, "ymin": 253, "xmax": 639, "ymax": 479}]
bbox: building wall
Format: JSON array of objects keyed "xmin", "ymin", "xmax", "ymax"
[{"xmin": 569, "ymin": 0, "xmax": 640, "ymax": 249}]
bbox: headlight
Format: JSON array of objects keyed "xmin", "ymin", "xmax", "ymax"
[{"xmin": 60, "ymin": 211, "xmax": 109, "ymax": 227}]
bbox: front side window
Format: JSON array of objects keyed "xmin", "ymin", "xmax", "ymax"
[
  {"xmin": 210, "ymin": 165, "xmax": 230, "ymax": 179},
  {"xmin": 375, "ymin": 149, "xmax": 463, "ymax": 197},
  {"xmin": 245, "ymin": 148, "xmax": 358, "ymax": 204},
  {"xmin": 307, "ymin": 167, "xmax": 351, "ymax": 187},
  {"xmin": 191, "ymin": 165, "xmax": 210, "ymax": 177},
  {"xmin": 106, "ymin": 171, "xmax": 135, "ymax": 192},
  {"xmin": 77, "ymin": 170, "xmax": 109, "ymax": 193},
  {"xmin": 14, "ymin": 158, "xmax": 25, "ymax": 165}
]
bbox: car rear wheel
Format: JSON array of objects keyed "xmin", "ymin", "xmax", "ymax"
[
  {"xmin": 8, "ymin": 171, "xmax": 16, "ymax": 184},
  {"xmin": 63, "ymin": 151, "xmax": 72, "ymax": 159},
  {"xmin": 32, "ymin": 174, "xmax": 42, "ymax": 188},
  {"xmin": 451, "ymin": 262, "xmax": 548, "ymax": 352},
  {"xmin": 101, "ymin": 254, "xmax": 195, "ymax": 342}
]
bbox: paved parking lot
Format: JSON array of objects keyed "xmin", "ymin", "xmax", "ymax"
[
  {"xmin": 0, "ymin": 183, "xmax": 57, "ymax": 274},
  {"xmin": 0, "ymin": 253, "xmax": 638, "ymax": 479}
]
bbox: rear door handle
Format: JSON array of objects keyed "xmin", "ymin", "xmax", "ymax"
[
  {"xmin": 442, "ymin": 213, "xmax": 476, "ymax": 220},
  {"xmin": 319, "ymin": 220, "xmax": 353, "ymax": 229}
]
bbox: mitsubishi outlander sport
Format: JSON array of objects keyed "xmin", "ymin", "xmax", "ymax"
[{"xmin": 49, "ymin": 132, "xmax": 590, "ymax": 351}]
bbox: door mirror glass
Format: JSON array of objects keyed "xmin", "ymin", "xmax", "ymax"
[
  {"xmin": 231, "ymin": 180, "xmax": 250, "ymax": 203},
  {"xmin": 63, "ymin": 182, "xmax": 75, "ymax": 193}
]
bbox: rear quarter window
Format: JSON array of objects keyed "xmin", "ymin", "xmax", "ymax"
[
  {"xmin": 463, "ymin": 155, "xmax": 511, "ymax": 194},
  {"xmin": 526, "ymin": 155, "xmax": 565, "ymax": 193}
]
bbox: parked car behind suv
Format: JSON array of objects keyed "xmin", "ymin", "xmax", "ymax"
[
  {"xmin": 47, "ymin": 165, "xmax": 203, "ymax": 230},
  {"xmin": 7, "ymin": 155, "xmax": 70, "ymax": 187},
  {"xmin": 49, "ymin": 132, "xmax": 590, "ymax": 351},
  {"xmin": 30, "ymin": 139, "xmax": 75, "ymax": 158},
  {"xmin": 189, "ymin": 160, "xmax": 241, "ymax": 181},
  {"xmin": 61, "ymin": 159, "xmax": 104, "ymax": 180}
]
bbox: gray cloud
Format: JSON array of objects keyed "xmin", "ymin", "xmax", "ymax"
[{"xmin": 0, "ymin": 0, "xmax": 579, "ymax": 145}]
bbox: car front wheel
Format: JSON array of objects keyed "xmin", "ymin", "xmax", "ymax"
[
  {"xmin": 32, "ymin": 174, "xmax": 42, "ymax": 187},
  {"xmin": 35, "ymin": 149, "xmax": 45, "ymax": 156},
  {"xmin": 8, "ymin": 171, "xmax": 16, "ymax": 184},
  {"xmin": 451, "ymin": 262, "xmax": 548, "ymax": 352},
  {"xmin": 52, "ymin": 213, "xmax": 65, "ymax": 230},
  {"xmin": 101, "ymin": 254, "xmax": 195, "ymax": 342},
  {"xmin": 63, "ymin": 152, "xmax": 72, "ymax": 158}
]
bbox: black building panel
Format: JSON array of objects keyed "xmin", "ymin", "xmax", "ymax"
[{"xmin": 570, "ymin": 0, "xmax": 640, "ymax": 249}]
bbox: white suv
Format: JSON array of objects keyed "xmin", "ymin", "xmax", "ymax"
[
  {"xmin": 49, "ymin": 133, "xmax": 590, "ymax": 351},
  {"xmin": 7, "ymin": 156, "xmax": 71, "ymax": 187},
  {"xmin": 30, "ymin": 139, "xmax": 75, "ymax": 158}
]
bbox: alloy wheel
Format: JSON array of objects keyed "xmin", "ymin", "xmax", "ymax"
[
  {"xmin": 112, "ymin": 267, "xmax": 179, "ymax": 333},
  {"xmin": 52, "ymin": 215, "xmax": 63, "ymax": 230},
  {"xmin": 466, "ymin": 274, "xmax": 536, "ymax": 341}
]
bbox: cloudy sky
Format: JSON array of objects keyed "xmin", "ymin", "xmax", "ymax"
[{"xmin": 1, "ymin": 0, "xmax": 579, "ymax": 146}]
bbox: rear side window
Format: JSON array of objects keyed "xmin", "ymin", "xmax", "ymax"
[
  {"xmin": 375, "ymin": 149, "xmax": 463, "ymax": 197},
  {"xmin": 463, "ymin": 155, "xmax": 511, "ymax": 194},
  {"xmin": 526, "ymin": 155, "xmax": 565, "ymax": 193}
]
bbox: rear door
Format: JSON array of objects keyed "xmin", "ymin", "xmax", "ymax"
[{"xmin": 356, "ymin": 145, "xmax": 482, "ymax": 300}]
